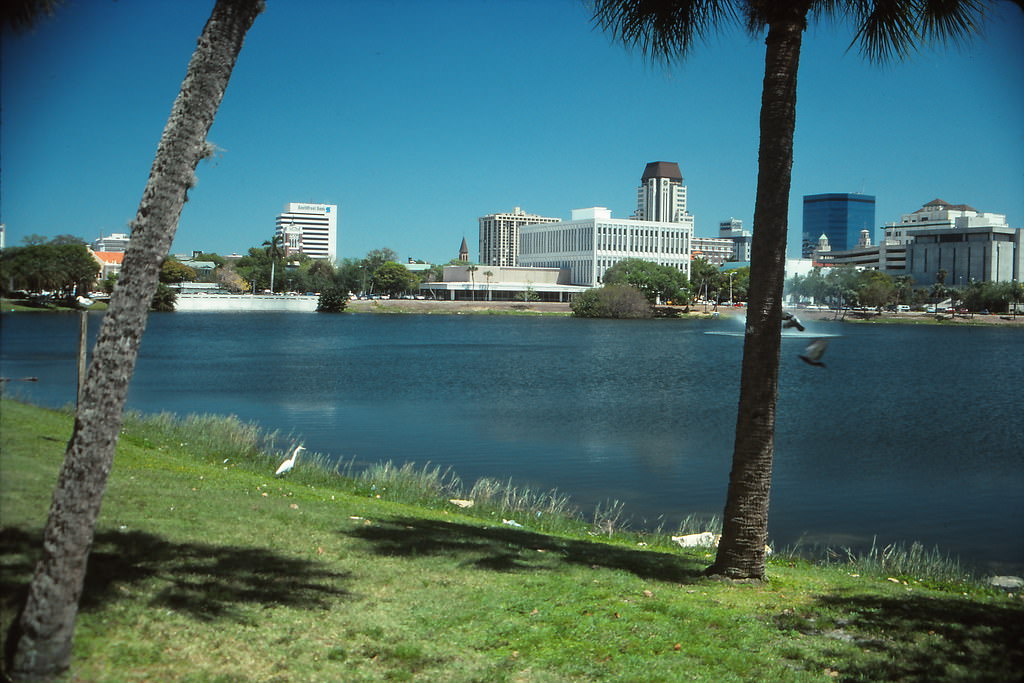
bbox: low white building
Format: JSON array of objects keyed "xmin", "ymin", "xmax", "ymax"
[
  {"xmin": 92, "ymin": 232, "xmax": 131, "ymax": 252},
  {"xmin": 518, "ymin": 207, "xmax": 692, "ymax": 287},
  {"xmin": 419, "ymin": 265, "xmax": 586, "ymax": 302},
  {"xmin": 815, "ymin": 241, "xmax": 908, "ymax": 274},
  {"xmin": 691, "ymin": 236, "xmax": 736, "ymax": 266}
]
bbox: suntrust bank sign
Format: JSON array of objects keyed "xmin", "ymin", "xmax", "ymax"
[{"xmin": 288, "ymin": 203, "xmax": 331, "ymax": 214}]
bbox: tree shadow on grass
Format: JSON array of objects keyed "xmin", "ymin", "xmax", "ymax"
[
  {"xmin": 787, "ymin": 589, "xmax": 1024, "ymax": 681},
  {"xmin": 344, "ymin": 517, "xmax": 705, "ymax": 583},
  {"xmin": 1, "ymin": 526, "xmax": 351, "ymax": 626}
]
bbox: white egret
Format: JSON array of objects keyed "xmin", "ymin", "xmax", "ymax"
[
  {"xmin": 798, "ymin": 338, "xmax": 829, "ymax": 367},
  {"xmin": 275, "ymin": 445, "xmax": 305, "ymax": 476}
]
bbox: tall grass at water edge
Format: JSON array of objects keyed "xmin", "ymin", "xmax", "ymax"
[{"xmin": 109, "ymin": 407, "xmax": 1006, "ymax": 588}]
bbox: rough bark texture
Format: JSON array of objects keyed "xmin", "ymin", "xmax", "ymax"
[
  {"xmin": 708, "ymin": 12, "xmax": 805, "ymax": 581},
  {"xmin": 6, "ymin": 1, "xmax": 262, "ymax": 679}
]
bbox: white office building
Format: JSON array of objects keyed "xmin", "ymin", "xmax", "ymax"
[
  {"xmin": 479, "ymin": 207, "xmax": 560, "ymax": 267},
  {"xmin": 519, "ymin": 207, "xmax": 692, "ymax": 287},
  {"xmin": 92, "ymin": 232, "xmax": 131, "ymax": 252},
  {"xmin": 274, "ymin": 203, "xmax": 338, "ymax": 261},
  {"xmin": 883, "ymin": 198, "xmax": 1009, "ymax": 245}
]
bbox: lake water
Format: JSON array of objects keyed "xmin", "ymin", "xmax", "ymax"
[{"xmin": 2, "ymin": 311, "xmax": 1022, "ymax": 572}]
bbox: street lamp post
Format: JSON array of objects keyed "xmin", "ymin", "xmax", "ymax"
[{"xmin": 728, "ymin": 271, "xmax": 735, "ymax": 305}]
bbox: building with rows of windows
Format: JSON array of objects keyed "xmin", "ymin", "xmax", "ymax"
[
  {"xmin": 274, "ymin": 203, "xmax": 338, "ymax": 261},
  {"xmin": 478, "ymin": 207, "xmax": 560, "ymax": 267}
]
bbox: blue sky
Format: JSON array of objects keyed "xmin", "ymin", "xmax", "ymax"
[{"xmin": 3, "ymin": 0, "xmax": 1022, "ymax": 264}]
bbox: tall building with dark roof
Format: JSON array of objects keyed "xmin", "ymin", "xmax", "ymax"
[{"xmin": 634, "ymin": 161, "xmax": 690, "ymax": 224}]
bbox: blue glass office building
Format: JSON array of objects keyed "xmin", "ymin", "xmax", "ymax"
[{"xmin": 802, "ymin": 193, "xmax": 876, "ymax": 257}]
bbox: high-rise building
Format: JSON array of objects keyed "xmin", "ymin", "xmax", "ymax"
[
  {"xmin": 801, "ymin": 193, "xmax": 876, "ymax": 257},
  {"xmin": 274, "ymin": 203, "xmax": 338, "ymax": 261},
  {"xmin": 719, "ymin": 218, "xmax": 753, "ymax": 262},
  {"xmin": 634, "ymin": 161, "xmax": 690, "ymax": 224},
  {"xmin": 478, "ymin": 207, "xmax": 560, "ymax": 267}
]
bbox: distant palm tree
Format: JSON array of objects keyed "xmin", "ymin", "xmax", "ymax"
[
  {"xmin": 593, "ymin": 0, "xmax": 992, "ymax": 580},
  {"xmin": 483, "ymin": 270, "xmax": 494, "ymax": 300},
  {"xmin": 466, "ymin": 264, "xmax": 479, "ymax": 301},
  {"xmin": 262, "ymin": 234, "xmax": 284, "ymax": 294},
  {"xmin": 6, "ymin": 1, "xmax": 263, "ymax": 678}
]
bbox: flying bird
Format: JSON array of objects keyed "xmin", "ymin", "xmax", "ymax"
[
  {"xmin": 798, "ymin": 338, "xmax": 829, "ymax": 367},
  {"xmin": 782, "ymin": 312, "xmax": 805, "ymax": 332},
  {"xmin": 275, "ymin": 444, "xmax": 305, "ymax": 476}
]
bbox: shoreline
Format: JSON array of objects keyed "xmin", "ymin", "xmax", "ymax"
[{"xmin": 4, "ymin": 296, "xmax": 1022, "ymax": 325}]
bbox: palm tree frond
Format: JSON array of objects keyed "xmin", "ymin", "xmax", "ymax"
[
  {"xmin": 590, "ymin": 0, "xmax": 738, "ymax": 63},
  {"xmin": 848, "ymin": 0, "xmax": 988, "ymax": 63},
  {"xmin": 848, "ymin": 0, "xmax": 920, "ymax": 62},
  {"xmin": 917, "ymin": 0, "xmax": 987, "ymax": 44}
]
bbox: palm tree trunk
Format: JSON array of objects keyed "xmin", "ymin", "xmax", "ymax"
[
  {"xmin": 6, "ymin": 2, "xmax": 261, "ymax": 678},
  {"xmin": 708, "ymin": 12, "xmax": 805, "ymax": 581}
]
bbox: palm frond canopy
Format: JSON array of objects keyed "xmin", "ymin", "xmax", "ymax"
[
  {"xmin": 840, "ymin": 0, "xmax": 988, "ymax": 62},
  {"xmin": 591, "ymin": 0, "xmax": 740, "ymax": 62},
  {"xmin": 591, "ymin": 0, "xmax": 990, "ymax": 63}
]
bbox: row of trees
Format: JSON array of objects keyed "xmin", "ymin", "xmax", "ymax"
[
  {"xmin": 0, "ymin": 239, "xmax": 98, "ymax": 300},
  {"xmin": 786, "ymin": 267, "xmax": 1024, "ymax": 313},
  {"xmin": 0, "ymin": 233, "xmax": 442, "ymax": 307},
  {"xmin": 599, "ymin": 257, "xmax": 751, "ymax": 306},
  {"xmin": 210, "ymin": 245, "xmax": 427, "ymax": 298}
]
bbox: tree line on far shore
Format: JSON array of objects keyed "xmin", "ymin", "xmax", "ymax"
[
  {"xmin": 0, "ymin": 236, "xmax": 459, "ymax": 311},
  {"xmin": 572, "ymin": 259, "xmax": 1023, "ymax": 319}
]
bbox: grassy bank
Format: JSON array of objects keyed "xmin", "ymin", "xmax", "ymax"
[
  {"xmin": 1, "ymin": 297, "xmax": 108, "ymax": 313},
  {"xmin": 2, "ymin": 400, "xmax": 1021, "ymax": 681}
]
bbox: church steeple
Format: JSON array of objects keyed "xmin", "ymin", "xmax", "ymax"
[{"xmin": 459, "ymin": 237, "xmax": 469, "ymax": 262}]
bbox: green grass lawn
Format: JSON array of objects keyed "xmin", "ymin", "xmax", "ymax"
[
  {"xmin": 2, "ymin": 399, "xmax": 1020, "ymax": 681},
  {"xmin": 1, "ymin": 298, "xmax": 108, "ymax": 313}
]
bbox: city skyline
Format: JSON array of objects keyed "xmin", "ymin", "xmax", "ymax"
[{"xmin": 2, "ymin": 1, "xmax": 1021, "ymax": 264}]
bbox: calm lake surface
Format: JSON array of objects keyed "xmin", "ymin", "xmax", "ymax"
[{"xmin": 2, "ymin": 312, "xmax": 1022, "ymax": 572}]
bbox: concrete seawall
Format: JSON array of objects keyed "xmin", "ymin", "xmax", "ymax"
[{"xmin": 175, "ymin": 294, "xmax": 318, "ymax": 312}]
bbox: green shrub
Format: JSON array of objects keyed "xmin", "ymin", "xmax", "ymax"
[
  {"xmin": 317, "ymin": 286, "xmax": 349, "ymax": 312},
  {"xmin": 150, "ymin": 283, "xmax": 177, "ymax": 312},
  {"xmin": 571, "ymin": 284, "xmax": 652, "ymax": 319}
]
